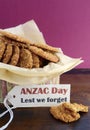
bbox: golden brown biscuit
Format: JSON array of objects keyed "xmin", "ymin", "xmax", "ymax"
[
  {"xmin": 0, "ymin": 29, "xmax": 59, "ymax": 52},
  {"xmin": 0, "ymin": 30, "xmax": 60, "ymax": 68},
  {"xmin": 0, "ymin": 43, "xmax": 6, "ymax": 61},
  {"xmin": 2, "ymin": 44, "xmax": 13, "ymax": 63},
  {"xmin": 0, "ymin": 35, "xmax": 5, "ymax": 43},
  {"xmin": 19, "ymin": 48, "xmax": 33, "ymax": 68},
  {"xmin": 0, "ymin": 29, "xmax": 31, "ymax": 45},
  {"xmin": 50, "ymin": 103, "xmax": 80, "ymax": 123},
  {"xmin": 50, "ymin": 102, "xmax": 88, "ymax": 123},
  {"xmin": 0, "ymin": 35, "xmax": 12, "ymax": 45},
  {"xmin": 63, "ymin": 102, "xmax": 88, "ymax": 113},
  {"xmin": 32, "ymin": 53, "xmax": 40, "ymax": 68},
  {"xmin": 0, "ymin": 30, "xmax": 59, "ymax": 52},
  {"xmin": 31, "ymin": 43, "xmax": 59, "ymax": 52},
  {"xmin": 28, "ymin": 46, "xmax": 59, "ymax": 63},
  {"xmin": 73, "ymin": 103, "xmax": 88, "ymax": 112},
  {"xmin": 9, "ymin": 45, "xmax": 20, "ymax": 66},
  {"xmin": 11, "ymin": 41, "xmax": 58, "ymax": 65}
]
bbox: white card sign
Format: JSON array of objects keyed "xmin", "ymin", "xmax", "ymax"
[{"xmin": 7, "ymin": 84, "xmax": 71, "ymax": 107}]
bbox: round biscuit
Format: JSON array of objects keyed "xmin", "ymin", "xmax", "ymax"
[
  {"xmin": 28, "ymin": 46, "xmax": 59, "ymax": 63},
  {"xmin": 0, "ymin": 43, "xmax": 6, "ymax": 61},
  {"xmin": 0, "ymin": 29, "xmax": 31, "ymax": 45},
  {"xmin": 50, "ymin": 104, "xmax": 80, "ymax": 123},
  {"xmin": 9, "ymin": 45, "xmax": 20, "ymax": 66},
  {"xmin": 2, "ymin": 44, "xmax": 13, "ymax": 63},
  {"xmin": 0, "ymin": 30, "xmax": 59, "ymax": 52},
  {"xmin": 32, "ymin": 53, "xmax": 40, "ymax": 68},
  {"xmin": 19, "ymin": 48, "xmax": 33, "ymax": 68},
  {"xmin": 31, "ymin": 43, "xmax": 59, "ymax": 52}
]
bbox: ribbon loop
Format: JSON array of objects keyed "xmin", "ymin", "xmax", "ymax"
[{"xmin": 0, "ymin": 96, "xmax": 15, "ymax": 130}]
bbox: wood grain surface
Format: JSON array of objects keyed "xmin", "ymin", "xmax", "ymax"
[{"xmin": 0, "ymin": 69, "xmax": 90, "ymax": 130}]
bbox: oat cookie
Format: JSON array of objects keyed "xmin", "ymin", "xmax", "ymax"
[
  {"xmin": 0, "ymin": 29, "xmax": 31, "ymax": 45},
  {"xmin": 50, "ymin": 103, "xmax": 80, "ymax": 123},
  {"xmin": 0, "ymin": 35, "xmax": 13, "ymax": 45},
  {"xmin": 11, "ymin": 41, "xmax": 59, "ymax": 64},
  {"xmin": 0, "ymin": 29, "xmax": 60, "ymax": 68},
  {"xmin": 50, "ymin": 102, "xmax": 88, "ymax": 123},
  {"xmin": 0, "ymin": 30, "xmax": 59, "ymax": 52},
  {"xmin": 28, "ymin": 46, "xmax": 59, "ymax": 63},
  {"xmin": 9, "ymin": 45, "xmax": 20, "ymax": 66},
  {"xmin": 0, "ymin": 43, "xmax": 6, "ymax": 60},
  {"xmin": 31, "ymin": 43, "xmax": 59, "ymax": 52},
  {"xmin": 19, "ymin": 48, "xmax": 33, "ymax": 68},
  {"xmin": 32, "ymin": 53, "xmax": 40, "ymax": 68},
  {"xmin": 72, "ymin": 103, "xmax": 88, "ymax": 112},
  {"xmin": 0, "ymin": 35, "xmax": 6, "ymax": 43},
  {"xmin": 63, "ymin": 102, "xmax": 88, "ymax": 113},
  {"xmin": 2, "ymin": 44, "xmax": 13, "ymax": 63}
]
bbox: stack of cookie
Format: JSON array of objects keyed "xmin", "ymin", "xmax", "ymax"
[{"xmin": 0, "ymin": 29, "xmax": 59, "ymax": 69}]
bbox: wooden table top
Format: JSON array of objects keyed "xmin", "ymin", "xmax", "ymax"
[{"xmin": 0, "ymin": 69, "xmax": 90, "ymax": 130}]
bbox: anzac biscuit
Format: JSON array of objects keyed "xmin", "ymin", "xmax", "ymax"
[
  {"xmin": 73, "ymin": 103, "xmax": 88, "ymax": 112},
  {"xmin": 12, "ymin": 41, "xmax": 57, "ymax": 64},
  {"xmin": 17, "ymin": 42, "xmax": 59, "ymax": 53},
  {"xmin": 28, "ymin": 46, "xmax": 59, "ymax": 63},
  {"xmin": 0, "ymin": 35, "xmax": 12, "ymax": 45},
  {"xmin": 19, "ymin": 48, "xmax": 33, "ymax": 68},
  {"xmin": 50, "ymin": 103, "xmax": 80, "ymax": 123},
  {"xmin": 31, "ymin": 43, "xmax": 59, "ymax": 52},
  {"xmin": 0, "ymin": 30, "xmax": 60, "ymax": 68},
  {"xmin": 9, "ymin": 45, "xmax": 20, "ymax": 66},
  {"xmin": 50, "ymin": 102, "xmax": 88, "ymax": 123},
  {"xmin": 0, "ymin": 29, "xmax": 59, "ymax": 52},
  {"xmin": 32, "ymin": 53, "xmax": 40, "ymax": 68},
  {"xmin": 0, "ymin": 43, "xmax": 6, "ymax": 61},
  {"xmin": 0, "ymin": 35, "xmax": 5, "ymax": 43},
  {"xmin": 2, "ymin": 44, "xmax": 13, "ymax": 63},
  {"xmin": 63, "ymin": 102, "xmax": 88, "ymax": 113},
  {"xmin": 0, "ymin": 29, "xmax": 31, "ymax": 45}
]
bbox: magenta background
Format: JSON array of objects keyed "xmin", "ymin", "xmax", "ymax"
[{"xmin": 0, "ymin": 0, "xmax": 90, "ymax": 68}]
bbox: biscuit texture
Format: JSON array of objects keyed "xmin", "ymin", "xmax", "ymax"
[
  {"xmin": 0, "ymin": 30, "xmax": 60, "ymax": 68},
  {"xmin": 62, "ymin": 102, "xmax": 88, "ymax": 113},
  {"xmin": 32, "ymin": 53, "xmax": 40, "ymax": 68},
  {"xmin": 9, "ymin": 45, "xmax": 20, "ymax": 66},
  {"xmin": 0, "ymin": 29, "xmax": 59, "ymax": 52},
  {"xmin": 31, "ymin": 43, "xmax": 59, "ymax": 52},
  {"xmin": 50, "ymin": 102, "xmax": 88, "ymax": 123},
  {"xmin": 2, "ymin": 44, "xmax": 13, "ymax": 63},
  {"xmin": 19, "ymin": 48, "xmax": 33, "ymax": 68},
  {"xmin": 0, "ymin": 29, "xmax": 31, "ymax": 44},
  {"xmin": 0, "ymin": 42, "xmax": 6, "ymax": 60},
  {"xmin": 29, "ymin": 46, "xmax": 59, "ymax": 63}
]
